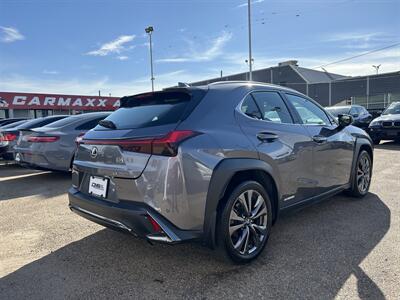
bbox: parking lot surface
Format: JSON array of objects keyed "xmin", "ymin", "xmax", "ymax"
[{"xmin": 0, "ymin": 143, "xmax": 399, "ymax": 299}]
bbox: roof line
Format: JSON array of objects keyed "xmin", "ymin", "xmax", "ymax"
[{"xmin": 288, "ymin": 65, "xmax": 310, "ymax": 83}]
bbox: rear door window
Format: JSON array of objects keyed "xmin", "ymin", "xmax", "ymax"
[
  {"xmin": 252, "ymin": 92, "xmax": 293, "ymax": 124},
  {"xmin": 98, "ymin": 91, "xmax": 199, "ymax": 130}
]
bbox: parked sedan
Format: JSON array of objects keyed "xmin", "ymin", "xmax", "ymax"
[
  {"xmin": 368, "ymin": 101, "xmax": 400, "ymax": 144},
  {"xmin": 0, "ymin": 115, "xmax": 67, "ymax": 160},
  {"xmin": 14, "ymin": 112, "xmax": 110, "ymax": 172},
  {"xmin": 325, "ymin": 105, "xmax": 372, "ymax": 129}
]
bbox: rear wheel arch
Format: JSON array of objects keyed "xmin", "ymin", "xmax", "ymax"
[{"xmin": 203, "ymin": 158, "xmax": 281, "ymax": 248}]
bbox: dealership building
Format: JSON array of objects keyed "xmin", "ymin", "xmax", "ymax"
[
  {"xmin": 0, "ymin": 92, "xmax": 120, "ymax": 119},
  {"xmin": 192, "ymin": 60, "xmax": 400, "ymax": 113}
]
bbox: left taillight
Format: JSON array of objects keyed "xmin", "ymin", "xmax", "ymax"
[
  {"xmin": 75, "ymin": 133, "xmax": 85, "ymax": 146},
  {"xmin": 27, "ymin": 136, "xmax": 60, "ymax": 143},
  {"xmin": 0, "ymin": 133, "xmax": 17, "ymax": 142}
]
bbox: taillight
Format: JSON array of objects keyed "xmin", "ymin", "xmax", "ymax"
[
  {"xmin": 0, "ymin": 133, "xmax": 17, "ymax": 142},
  {"xmin": 82, "ymin": 130, "xmax": 199, "ymax": 157},
  {"xmin": 27, "ymin": 136, "xmax": 60, "ymax": 143}
]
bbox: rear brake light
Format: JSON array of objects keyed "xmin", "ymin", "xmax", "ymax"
[
  {"xmin": 75, "ymin": 133, "xmax": 85, "ymax": 146},
  {"xmin": 27, "ymin": 136, "xmax": 60, "ymax": 143},
  {"xmin": 0, "ymin": 133, "xmax": 17, "ymax": 142},
  {"xmin": 82, "ymin": 130, "xmax": 199, "ymax": 156}
]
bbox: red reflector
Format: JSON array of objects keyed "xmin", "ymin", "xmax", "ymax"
[
  {"xmin": 27, "ymin": 136, "xmax": 60, "ymax": 143},
  {"xmin": 147, "ymin": 214, "xmax": 162, "ymax": 233},
  {"xmin": 0, "ymin": 133, "xmax": 17, "ymax": 142}
]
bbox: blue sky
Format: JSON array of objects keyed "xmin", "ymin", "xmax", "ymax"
[{"xmin": 0, "ymin": 0, "xmax": 399, "ymax": 96}]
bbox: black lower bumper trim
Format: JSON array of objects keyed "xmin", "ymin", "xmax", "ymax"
[{"xmin": 68, "ymin": 187, "xmax": 203, "ymax": 243}]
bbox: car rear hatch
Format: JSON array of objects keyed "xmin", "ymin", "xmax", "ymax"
[{"xmin": 73, "ymin": 88, "xmax": 207, "ymax": 197}]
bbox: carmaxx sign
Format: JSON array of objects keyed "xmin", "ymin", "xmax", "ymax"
[{"xmin": 0, "ymin": 92, "xmax": 120, "ymax": 111}]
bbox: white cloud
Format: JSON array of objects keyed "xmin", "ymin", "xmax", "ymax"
[
  {"xmin": 236, "ymin": 0, "xmax": 264, "ymax": 8},
  {"xmin": 42, "ymin": 70, "xmax": 59, "ymax": 75},
  {"xmin": 0, "ymin": 26, "xmax": 25, "ymax": 43},
  {"xmin": 86, "ymin": 35, "xmax": 135, "ymax": 56},
  {"xmin": 116, "ymin": 56, "xmax": 129, "ymax": 61},
  {"xmin": 156, "ymin": 31, "xmax": 233, "ymax": 63}
]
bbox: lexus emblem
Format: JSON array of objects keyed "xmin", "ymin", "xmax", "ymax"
[{"xmin": 90, "ymin": 147, "xmax": 98, "ymax": 158}]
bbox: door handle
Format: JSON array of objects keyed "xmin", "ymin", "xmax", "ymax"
[
  {"xmin": 312, "ymin": 135, "xmax": 328, "ymax": 143},
  {"xmin": 257, "ymin": 132, "xmax": 278, "ymax": 142}
]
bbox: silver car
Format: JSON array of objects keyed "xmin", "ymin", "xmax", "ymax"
[
  {"xmin": 69, "ymin": 82, "xmax": 373, "ymax": 263},
  {"xmin": 15, "ymin": 112, "xmax": 110, "ymax": 172}
]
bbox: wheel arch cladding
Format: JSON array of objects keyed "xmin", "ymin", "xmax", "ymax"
[
  {"xmin": 203, "ymin": 158, "xmax": 280, "ymax": 248},
  {"xmin": 350, "ymin": 137, "xmax": 374, "ymax": 188}
]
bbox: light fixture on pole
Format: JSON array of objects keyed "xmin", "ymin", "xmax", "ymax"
[
  {"xmin": 372, "ymin": 64, "xmax": 381, "ymax": 75},
  {"xmin": 247, "ymin": 0, "xmax": 253, "ymax": 81},
  {"xmin": 145, "ymin": 26, "xmax": 155, "ymax": 92}
]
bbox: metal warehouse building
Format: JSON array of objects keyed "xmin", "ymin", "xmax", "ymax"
[{"xmin": 192, "ymin": 60, "xmax": 400, "ymax": 113}]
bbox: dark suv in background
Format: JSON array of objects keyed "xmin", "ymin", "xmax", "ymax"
[
  {"xmin": 325, "ymin": 105, "xmax": 373, "ymax": 129},
  {"xmin": 69, "ymin": 82, "xmax": 373, "ymax": 263},
  {"xmin": 368, "ymin": 101, "xmax": 400, "ymax": 144}
]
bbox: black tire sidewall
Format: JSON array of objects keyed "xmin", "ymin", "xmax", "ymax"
[
  {"xmin": 353, "ymin": 150, "xmax": 372, "ymax": 196},
  {"xmin": 218, "ymin": 181, "xmax": 272, "ymax": 263}
]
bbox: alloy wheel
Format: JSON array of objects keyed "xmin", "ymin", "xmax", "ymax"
[
  {"xmin": 357, "ymin": 153, "xmax": 371, "ymax": 194},
  {"xmin": 229, "ymin": 189, "xmax": 268, "ymax": 255}
]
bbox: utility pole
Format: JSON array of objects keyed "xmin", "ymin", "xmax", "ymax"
[
  {"xmin": 247, "ymin": 0, "xmax": 253, "ymax": 81},
  {"xmin": 145, "ymin": 26, "xmax": 155, "ymax": 92}
]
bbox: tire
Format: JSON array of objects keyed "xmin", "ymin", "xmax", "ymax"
[
  {"xmin": 347, "ymin": 150, "xmax": 372, "ymax": 198},
  {"xmin": 372, "ymin": 139, "xmax": 380, "ymax": 145},
  {"xmin": 216, "ymin": 181, "xmax": 272, "ymax": 264}
]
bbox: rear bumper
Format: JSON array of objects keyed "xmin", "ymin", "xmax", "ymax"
[
  {"xmin": 14, "ymin": 149, "xmax": 70, "ymax": 172},
  {"xmin": 369, "ymin": 127, "xmax": 400, "ymax": 140},
  {"xmin": 68, "ymin": 187, "xmax": 202, "ymax": 244}
]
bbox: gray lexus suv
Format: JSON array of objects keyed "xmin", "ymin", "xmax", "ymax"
[{"xmin": 68, "ymin": 81, "xmax": 373, "ymax": 263}]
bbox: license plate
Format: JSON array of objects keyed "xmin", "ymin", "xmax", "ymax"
[{"xmin": 88, "ymin": 176, "xmax": 108, "ymax": 198}]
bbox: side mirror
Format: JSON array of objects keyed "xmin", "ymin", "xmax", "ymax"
[{"xmin": 338, "ymin": 114, "xmax": 353, "ymax": 128}]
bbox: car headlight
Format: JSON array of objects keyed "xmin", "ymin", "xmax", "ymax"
[{"xmin": 369, "ymin": 120, "xmax": 382, "ymax": 127}]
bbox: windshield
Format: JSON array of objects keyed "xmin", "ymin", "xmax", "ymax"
[
  {"xmin": 97, "ymin": 91, "xmax": 194, "ymax": 130},
  {"xmin": 382, "ymin": 102, "xmax": 400, "ymax": 115},
  {"xmin": 325, "ymin": 107, "xmax": 350, "ymax": 117}
]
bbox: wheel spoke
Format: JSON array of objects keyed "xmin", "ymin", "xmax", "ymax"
[
  {"xmin": 246, "ymin": 190, "xmax": 253, "ymax": 212},
  {"xmin": 251, "ymin": 195, "xmax": 263, "ymax": 217},
  {"xmin": 233, "ymin": 227, "xmax": 248, "ymax": 250},
  {"xmin": 230, "ymin": 209, "xmax": 245, "ymax": 222},
  {"xmin": 242, "ymin": 226, "xmax": 250, "ymax": 254},
  {"xmin": 249, "ymin": 225, "xmax": 261, "ymax": 248},
  {"xmin": 252, "ymin": 206, "xmax": 267, "ymax": 220},
  {"xmin": 238, "ymin": 195, "xmax": 249, "ymax": 215},
  {"xmin": 229, "ymin": 222, "xmax": 245, "ymax": 236}
]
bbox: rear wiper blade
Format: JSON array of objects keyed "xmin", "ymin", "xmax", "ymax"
[{"xmin": 98, "ymin": 120, "xmax": 117, "ymax": 130}]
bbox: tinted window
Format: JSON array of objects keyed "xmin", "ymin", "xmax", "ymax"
[
  {"xmin": 382, "ymin": 102, "xmax": 400, "ymax": 115},
  {"xmin": 325, "ymin": 107, "xmax": 350, "ymax": 117},
  {"xmin": 252, "ymin": 92, "xmax": 293, "ymax": 123},
  {"xmin": 286, "ymin": 94, "xmax": 331, "ymax": 125},
  {"xmin": 16, "ymin": 116, "xmax": 66, "ymax": 130},
  {"xmin": 100, "ymin": 92, "xmax": 194, "ymax": 130},
  {"xmin": 76, "ymin": 117, "xmax": 106, "ymax": 130},
  {"xmin": 241, "ymin": 95, "xmax": 262, "ymax": 119},
  {"xmin": 0, "ymin": 120, "xmax": 27, "ymax": 129}
]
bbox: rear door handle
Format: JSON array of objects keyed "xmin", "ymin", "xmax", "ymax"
[
  {"xmin": 312, "ymin": 135, "xmax": 328, "ymax": 143},
  {"xmin": 257, "ymin": 132, "xmax": 278, "ymax": 142}
]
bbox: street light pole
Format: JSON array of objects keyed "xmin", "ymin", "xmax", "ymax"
[
  {"xmin": 145, "ymin": 26, "xmax": 155, "ymax": 92},
  {"xmin": 247, "ymin": 0, "xmax": 253, "ymax": 81},
  {"xmin": 372, "ymin": 64, "xmax": 381, "ymax": 75}
]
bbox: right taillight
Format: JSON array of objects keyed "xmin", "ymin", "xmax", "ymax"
[
  {"xmin": 0, "ymin": 133, "xmax": 17, "ymax": 142},
  {"xmin": 82, "ymin": 130, "xmax": 200, "ymax": 157}
]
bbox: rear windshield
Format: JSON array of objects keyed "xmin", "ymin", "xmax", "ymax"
[
  {"xmin": 16, "ymin": 116, "xmax": 67, "ymax": 130},
  {"xmin": 325, "ymin": 107, "xmax": 350, "ymax": 117},
  {"xmin": 41, "ymin": 115, "xmax": 81, "ymax": 128},
  {"xmin": 96, "ymin": 91, "xmax": 194, "ymax": 130},
  {"xmin": 0, "ymin": 120, "xmax": 27, "ymax": 129}
]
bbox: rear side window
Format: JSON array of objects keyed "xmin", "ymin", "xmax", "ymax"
[
  {"xmin": 99, "ymin": 91, "xmax": 197, "ymax": 130},
  {"xmin": 42, "ymin": 115, "xmax": 80, "ymax": 128},
  {"xmin": 241, "ymin": 95, "xmax": 262, "ymax": 119},
  {"xmin": 252, "ymin": 92, "xmax": 293, "ymax": 124}
]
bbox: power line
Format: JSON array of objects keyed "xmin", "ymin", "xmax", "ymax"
[{"xmin": 314, "ymin": 42, "xmax": 400, "ymax": 69}]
